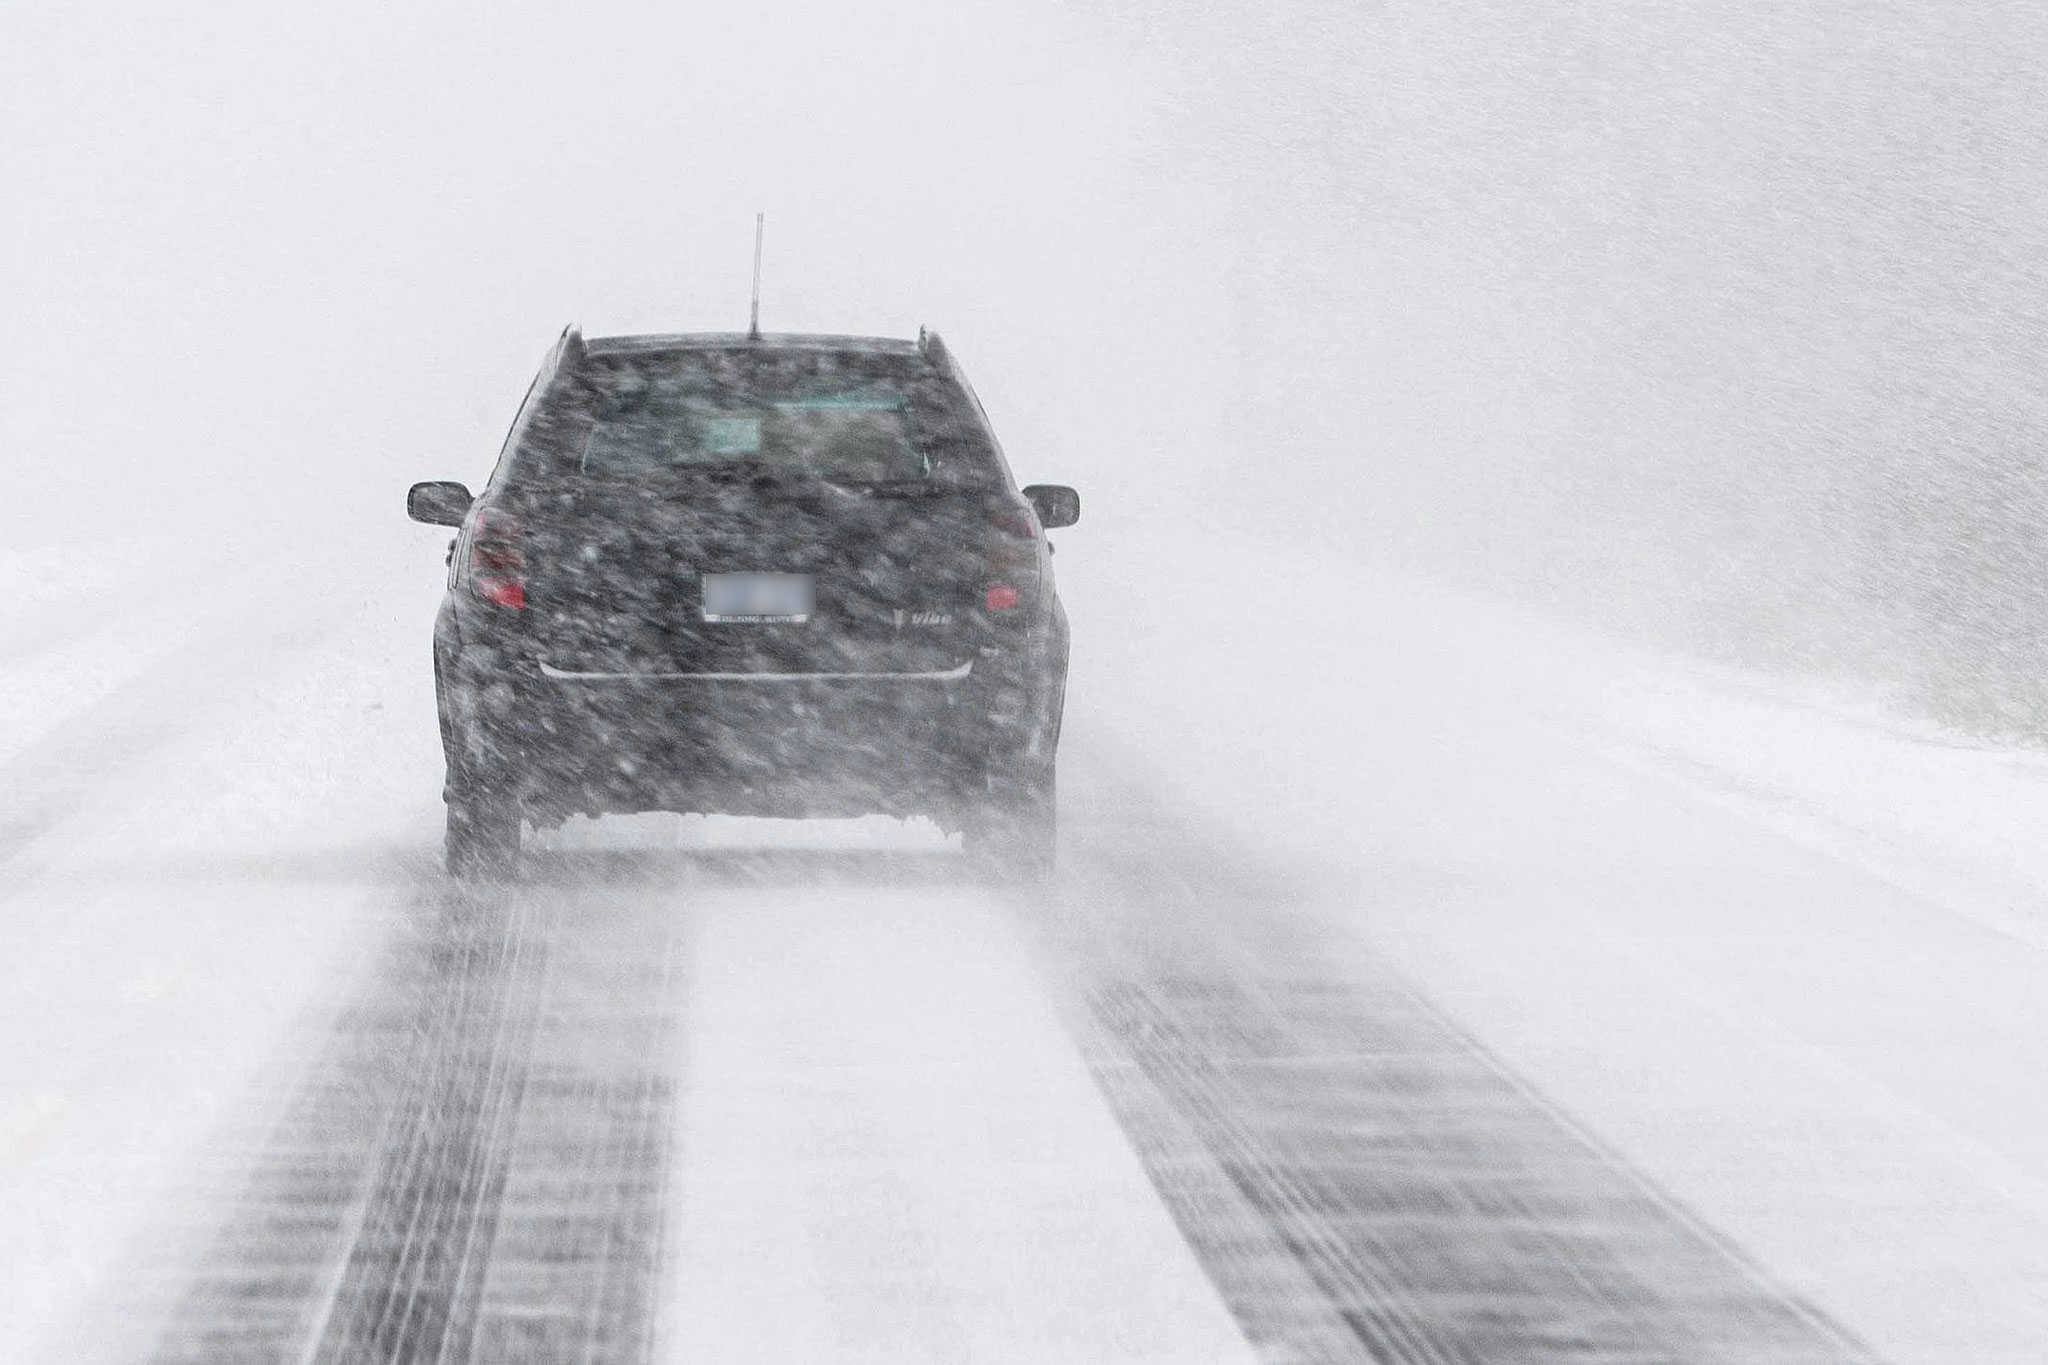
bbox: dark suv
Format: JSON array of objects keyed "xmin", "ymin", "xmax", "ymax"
[{"xmin": 407, "ymin": 326, "xmax": 1078, "ymax": 879}]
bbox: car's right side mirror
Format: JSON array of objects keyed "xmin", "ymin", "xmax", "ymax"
[
  {"xmin": 1022, "ymin": 484, "xmax": 1080, "ymax": 530},
  {"xmin": 407, "ymin": 481, "xmax": 473, "ymax": 527}
]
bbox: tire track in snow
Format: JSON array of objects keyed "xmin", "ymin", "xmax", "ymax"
[
  {"xmin": 462, "ymin": 857, "xmax": 679, "ymax": 1364},
  {"xmin": 301, "ymin": 889, "xmax": 547, "ymax": 1364},
  {"xmin": 1086, "ymin": 971, "xmax": 1878, "ymax": 1364},
  {"xmin": 1055, "ymin": 752, "xmax": 1883, "ymax": 1364},
  {"xmin": 149, "ymin": 862, "xmax": 680, "ymax": 1364}
]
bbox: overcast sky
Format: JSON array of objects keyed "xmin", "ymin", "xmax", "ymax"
[{"xmin": 11, "ymin": 0, "xmax": 2048, "ymax": 670}]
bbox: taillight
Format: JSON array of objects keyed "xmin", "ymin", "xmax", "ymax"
[
  {"xmin": 467, "ymin": 509, "xmax": 525, "ymax": 610},
  {"xmin": 985, "ymin": 502, "xmax": 1039, "ymax": 614}
]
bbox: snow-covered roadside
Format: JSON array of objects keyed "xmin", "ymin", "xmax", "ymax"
[
  {"xmin": 1604, "ymin": 659, "xmax": 2048, "ymax": 952},
  {"xmin": 1058, "ymin": 521, "xmax": 2048, "ymax": 1363},
  {"xmin": 0, "ymin": 536, "xmax": 259, "ymax": 770},
  {"xmin": 0, "ymin": 535, "xmax": 446, "ymax": 1363}
]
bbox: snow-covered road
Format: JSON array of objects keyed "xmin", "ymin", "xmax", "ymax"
[{"xmin": 4, "ymin": 525, "xmax": 2043, "ymax": 1362}]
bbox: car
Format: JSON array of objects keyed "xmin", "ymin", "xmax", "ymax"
[{"xmin": 407, "ymin": 325, "xmax": 1078, "ymax": 880}]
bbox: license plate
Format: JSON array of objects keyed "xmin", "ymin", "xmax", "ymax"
[{"xmin": 701, "ymin": 572, "xmax": 814, "ymax": 623}]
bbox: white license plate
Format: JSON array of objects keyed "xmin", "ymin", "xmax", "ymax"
[{"xmin": 701, "ymin": 572, "xmax": 814, "ymax": 623}]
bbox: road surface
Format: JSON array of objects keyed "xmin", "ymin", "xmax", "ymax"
[{"xmin": 4, "ymin": 524, "xmax": 2043, "ymax": 1362}]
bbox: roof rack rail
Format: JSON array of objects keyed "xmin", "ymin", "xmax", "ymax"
[{"xmin": 917, "ymin": 325, "xmax": 952, "ymax": 375}]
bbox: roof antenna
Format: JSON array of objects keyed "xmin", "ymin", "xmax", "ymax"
[{"xmin": 748, "ymin": 212, "xmax": 764, "ymax": 341}]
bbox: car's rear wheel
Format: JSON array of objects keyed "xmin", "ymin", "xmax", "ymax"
[
  {"xmin": 446, "ymin": 775, "xmax": 521, "ymax": 879},
  {"xmin": 965, "ymin": 760, "xmax": 1056, "ymax": 884}
]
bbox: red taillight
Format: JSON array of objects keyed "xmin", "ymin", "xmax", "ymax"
[
  {"xmin": 468, "ymin": 509, "xmax": 525, "ymax": 610},
  {"xmin": 984, "ymin": 502, "xmax": 1039, "ymax": 614},
  {"xmin": 478, "ymin": 576, "xmax": 526, "ymax": 610}
]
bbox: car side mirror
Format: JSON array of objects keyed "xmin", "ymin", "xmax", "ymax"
[
  {"xmin": 407, "ymin": 481, "xmax": 473, "ymax": 527},
  {"xmin": 1022, "ymin": 484, "xmax": 1080, "ymax": 530}
]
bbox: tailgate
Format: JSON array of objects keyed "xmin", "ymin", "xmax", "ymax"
[{"xmin": 523, "ymin": 483, "xmax": 986, "ymax": 677}]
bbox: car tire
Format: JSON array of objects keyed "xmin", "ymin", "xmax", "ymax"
[
  {"xmin": 446, "ymin": 775, "xmax": 521, "ymax": 879},
  {"xmin": 965, "ymin": 760, "xmax": 1056, "ymax": 884}
]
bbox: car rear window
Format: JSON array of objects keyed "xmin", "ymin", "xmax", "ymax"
[{"xmin": 550, "ymin": 349, "xmax": 994, "ymax": 487}]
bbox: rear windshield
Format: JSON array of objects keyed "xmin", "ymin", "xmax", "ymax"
[{"xmin": 534, "ymin": 349, "xmax": 997, "ymax": 487}]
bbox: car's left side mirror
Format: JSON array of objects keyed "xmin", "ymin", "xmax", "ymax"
[
  {"xmin": 407, "ymin": 480, "xmax": 473, "ymax": 527},
  {"xmin": 1023, "ymin": 484, "xmax": 1080, "ymax": 530}
]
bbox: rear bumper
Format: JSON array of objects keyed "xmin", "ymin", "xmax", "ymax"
[{"xmin": 450, "ymin": 652, "xmax": 1049, "ymax": 825}]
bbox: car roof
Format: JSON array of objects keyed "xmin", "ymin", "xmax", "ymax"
[{"xmin": 584, "ymin": 331, "xmax": 921, "ymax": 358}]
